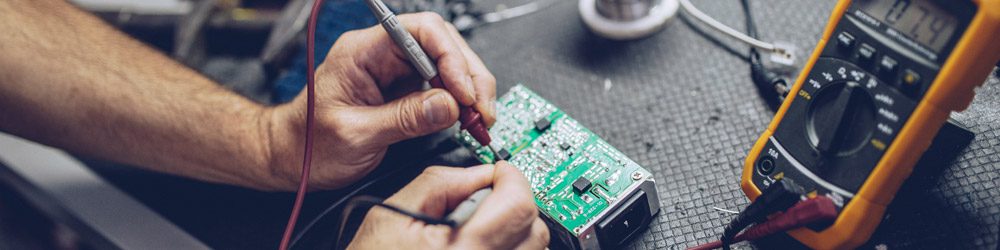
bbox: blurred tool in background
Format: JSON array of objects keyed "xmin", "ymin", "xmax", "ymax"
[
  {"xmin": 270, "ymin": 0, "xmax": 562, "ymax": 103},
  {"xmin": 71, "ymin": 0, "xmax": 560, "ymax": 105},
  {"xmin": 579, "ymin": 0, "xmax": 679, "ymax": 40}
]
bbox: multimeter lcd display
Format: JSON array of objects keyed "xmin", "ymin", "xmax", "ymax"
[{"xmin": 855, "ymin": 0, "xmax": 958, "ymax": 52}]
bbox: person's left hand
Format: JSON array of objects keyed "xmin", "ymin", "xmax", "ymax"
[
  {"xmin": 348, "ymin": 162, "xmax": 550, "ymax": 249},
  {"xmin": 260, "ymin": 12, "xmax": 497, "ymax": 191}
]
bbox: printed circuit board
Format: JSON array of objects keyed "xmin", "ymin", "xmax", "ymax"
[{"xmin": 456, "ymin": 84, "xmax": 660, "ymax": 249}]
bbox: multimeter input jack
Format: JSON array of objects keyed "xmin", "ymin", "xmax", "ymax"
[{"xmin": 756, "ymin": 156, "xmax": 776, "ymax": 176}]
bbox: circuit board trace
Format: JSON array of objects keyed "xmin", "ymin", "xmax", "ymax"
[{"xmin": 457, "ymin": 84, "xmax": 657, "ymax": 238}]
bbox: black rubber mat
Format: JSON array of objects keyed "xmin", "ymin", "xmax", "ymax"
[
  {"xmin": 81, "ymin": 1, "xmax": 999, "ymax": 249},
  {"xmin": 463, "ymin": 0, "xmax": 1000, "ymax": 249}
]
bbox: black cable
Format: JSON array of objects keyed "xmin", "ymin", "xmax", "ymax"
[
  {"xmin": 682, "ymin": 0, "xmax": 786, "ymax": 110},
  {"xmin": 740, "ymin": 0, "xmax": 758, "ymax": 42},
  {"xmin": 286, "ymin": 166, "xmax": 401, "ymax": 249},
  {"xmin": 288, "ymin": 138, "xmax": 466, "ymax": 249},
  {"xmin": 334, "ymin": 195, "xmax": 457, "ymax": 250},
  {"xmin": 719, "ymin": 178, "xmax": 803, "ymax": 250},
  {"xmin": 741, "ymin": 0, "xmax": 788, "ymax": 112}
]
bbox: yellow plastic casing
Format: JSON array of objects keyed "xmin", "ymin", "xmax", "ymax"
[{"xmin": 741, "ymin": 0, "xmax": 1000, "ymax": 249}]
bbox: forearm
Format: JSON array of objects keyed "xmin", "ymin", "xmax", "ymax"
[{"xmin": 0, "ymin": 0, "xmax": 275, "ymax": 189}]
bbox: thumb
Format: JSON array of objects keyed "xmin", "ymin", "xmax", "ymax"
[{"xmin": 362, "ymin": 88, "xmax": 459, "ymax": 146}]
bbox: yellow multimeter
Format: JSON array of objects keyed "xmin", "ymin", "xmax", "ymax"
[{"xmin": 741, "ymin": 0, "xmax": 1000, "ymax": 249}]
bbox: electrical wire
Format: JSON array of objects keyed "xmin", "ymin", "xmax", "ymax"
[
  {"xmin": 739, "ymin": 0, "xmax": 788, "ymax": 111},
  {"xmin": 334, "ymin": 196, "xmax": 457, "ymax": 250},
  {"xmin": 677, "ymin": 0, "xmax": 790, "ymax": 111},
  {"xmin": 678, "ymin": 12, "xmax": 751, "ymax": 62},
  {"xmin": 286, "ymin": 137, "xmax": 463, "ymax": 249},
  {"xmin": 278, "ymin": 0, "xmax": 324, "ymax": 249},
  {"xmin": 285, "ymin": 166, "xmax": 400, "ymax": 249},
  {"xmin": 480, "ymin": 0, "xmax": 560, "ymax": 23},
  {"xmin": 678, "ymin": 0, "xmax": 777, "ymax": 52},
  {"xmin": 688, "ymin": 196, "xmax": 837, "ymax": 250},
  {"xmin": 719, "ymin": 178, "xmax": 803, "ymax": 250}
]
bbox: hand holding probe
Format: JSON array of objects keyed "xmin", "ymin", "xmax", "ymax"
[
  {"xmin": 363, "ymin": 0, "xmax": 501, "ymax": 229},
  {"xmin": 362, "ymin": 0, "xmax": 499, "ymax": 157}
]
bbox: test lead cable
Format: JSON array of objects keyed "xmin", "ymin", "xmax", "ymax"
[
  {"xmin": 688, "ymin": 195, "xmax": 838, "ymax": 250},
  {"xmin": 278, "ymin": 0, "xmax": 324, "ymax": 249},
  {"xmin": 333, "ymin": 196, "xmax": 459, "ymax": 250},
  {"xmin": 719, "ymin": 178, "xmax": 804, "ymax": 250},
  {"xmin": 362, "ymin": 0, "xmax": 499, "ymax": 156},
  {"xmin": 280, "ymin": 0, "xmax": 498, "ymax": 249}
]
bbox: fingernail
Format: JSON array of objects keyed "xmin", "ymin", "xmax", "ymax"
[
  {"xmin": 424, "ymin": 92, "xmax": 451, "ymax": 126},
  {"xmin": 464, "ymin": 76, "xmax": 476, "ymax": 102}
]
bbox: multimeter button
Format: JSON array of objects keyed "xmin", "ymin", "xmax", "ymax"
[
  {"xmin": 901, "ymin": 69, "xmax": 922, "ymax": 97},
  {"xmin": 878, "ymin": 56, "xmax": 898, "ymax": 76},
  {"xmin": 836, "ymin": 32, "xmax": 855, "ymax": 49},
  {"xmin": 902, "ymin": 69, "xmax": 921, "ymax": 86},
  {"xmin": 857, "ymin": 43, "xmax": 876, "ymax": 65}
]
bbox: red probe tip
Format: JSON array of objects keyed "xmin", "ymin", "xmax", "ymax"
[
  {"xmin": 460, "ymin": 106, "xmax": 492, "ymax": 146},
  {"xmin": 427, "ymin": 68, "xmax": 491, "ymax": 147}
]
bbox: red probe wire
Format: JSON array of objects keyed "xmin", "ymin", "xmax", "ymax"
[
  {"xmin": 279, "ymin": 2, "xmax": 495, "ymax": 248},
  {"xmin": 688, "ymin": 196, "xmax": 838, "ymax": 250},
  {"xmin": 278, "ymin": 0, "xmax": 324, "ymax": 249}
]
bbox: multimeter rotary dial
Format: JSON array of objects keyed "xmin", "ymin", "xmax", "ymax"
[
  {"xmin": 807, "ymin": 80, "xmax": 876, "ymax": 157},
  {"xmin": 767, "ymin": 57, "xmax": 915, "ymax": 192}
]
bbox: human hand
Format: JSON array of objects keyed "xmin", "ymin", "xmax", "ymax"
[
  {"xmin": 348, "ymin": 162, "xmax": 549, "ymax": 249},
  {"xmin": 262, "ymin": 12, "xmax": 497, "ymax": 191}
]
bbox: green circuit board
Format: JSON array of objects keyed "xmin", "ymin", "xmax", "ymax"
[{"xmin": 456, "ymin": 84, "xmax": 654, "ymax": 236}]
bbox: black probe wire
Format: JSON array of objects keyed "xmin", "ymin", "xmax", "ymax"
[
  {"xmin": 282, "ymin": 0, "xmax": 454, "ymax": 248},
  {"xmin": 332, "ymin": 196, "xmax": 457, "ymax": 250},
  {"xmin": 285, "ymin": 167, "xmax": 397, "ymax": 249},
  {"xmin": 287, "ymin": 137, "xmax": 469, "ymax": 249}
]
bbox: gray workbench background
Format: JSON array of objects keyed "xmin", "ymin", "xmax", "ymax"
[
  {"xmin": 80, "ymin": 0, "xmax": 1000, "ymax": 249},
  {"xmin": 463, "ymin": 0, "xmax": 999, "ymax": 249}
]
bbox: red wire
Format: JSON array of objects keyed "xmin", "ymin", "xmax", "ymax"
[
  {"xmin": 279, "ymin": 0, "xmax": 324, "ymax": 249},
  {"xmin": 687, "ymin": 196, "xmax": 837, "ymax": 250}
]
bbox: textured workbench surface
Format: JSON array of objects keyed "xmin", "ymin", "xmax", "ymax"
[
  {"xmin": 462, "ymin": 0, "xmax": 1000, "ymax": 249},
  {"xmin": 83, "ymin": 1, "xmax": 1000, "ymax": 249}
]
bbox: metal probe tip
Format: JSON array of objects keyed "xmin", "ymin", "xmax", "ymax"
[{"xmin": 486, "ymin": 144, "xmax": 501, "ymax": 162}]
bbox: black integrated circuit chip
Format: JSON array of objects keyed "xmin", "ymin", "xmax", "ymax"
[
  {"xmin": 572, "ymin": 177, "xmax": 592, "ymax": 193},
  {"xmin": 534, "ymin": 118, "xmax": 551, "ymax": 131},
  {"xmin": 496, "ymin": 148, "xmax": 511, "ymax": 161}
]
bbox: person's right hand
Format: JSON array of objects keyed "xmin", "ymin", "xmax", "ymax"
[
  {"xmin": 260, "ymin": 12, "xmax": 497, "ymax": 191},
  {"xmin": 348, "ymin": 161, "xmax": 550, "ymax": 249}
]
